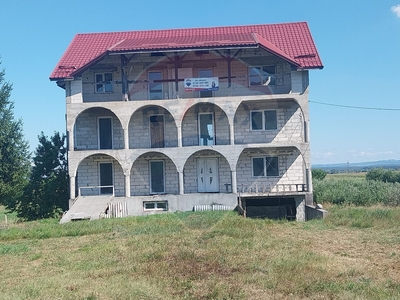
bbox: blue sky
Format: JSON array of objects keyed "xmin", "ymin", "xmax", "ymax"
[{"xmin": 1, "ymin": 1, "xmax": 399, "ymax": 164}]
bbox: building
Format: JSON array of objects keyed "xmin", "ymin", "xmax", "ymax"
[{"xmin": 50, "ymin": 22, "xmax": 323, "ymax": 223}]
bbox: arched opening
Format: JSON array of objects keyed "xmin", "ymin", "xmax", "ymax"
[
  {"xmin": 181, "ymin": 103, "xmax": 230, "ymax": 147},
  {"xmin": 76, "ymin": 154, "xmax": 124, "ymax": 197},
  {"xmin": 233, "ymin": 99, "xmax": 303, "ymax": 145},
  {"xmin": 74, "ymin": 107, "xmax": 124, "ymax": 150},
  {"xmin": 128, "ymin": 105, "xmax": 178, "ymax": 149},
  {"xmin": 130, "ymin": 151, "xmax": 178, "ymax": 196},
  {"xmin": 183, "ymin": 149, "xmax": 231, "ymax": 194}
]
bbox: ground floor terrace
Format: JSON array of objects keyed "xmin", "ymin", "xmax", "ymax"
[{"xmin": 63, "ymin": 145, "xmax": 312, "ymax": 222}]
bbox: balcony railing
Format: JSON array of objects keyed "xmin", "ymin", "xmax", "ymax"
[{"xmin": 238, "ymin": 183, "xmax": 308, "ymax": 195}]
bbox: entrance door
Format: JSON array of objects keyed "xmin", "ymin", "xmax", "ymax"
[
  {"xmin": 150, "ymin": 115, "xmax": 165, "ymax": 148},
  {"xmin": 197, "ymin": 158, "xmax": 219, "ymax": 192},
  {"xmin": 199, "ymin": 113, "xmax": 214, "ymax": 146},
  {"xmin": 99, "ymin": 163, "xmax": 113, "ymax": 194},
  {"xmin": 98, "ymin": 117, "xmax": 112, "ymax": 149}
]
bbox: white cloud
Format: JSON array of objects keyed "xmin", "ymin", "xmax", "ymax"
[{"xmin": 391, "ymin": 4, "xmax": 400, "ymax": 17}]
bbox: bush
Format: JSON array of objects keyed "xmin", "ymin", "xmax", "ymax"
[
  {"xmin": 366, "ymin": 168, "xmax": 400, "ymax": 183},
  {"xmin": 313, "ymin": 178, "xmax": 400, "ymax": 206},
  {"xmin": 312, "ymin": 169, "xmax": 327, "ymax": 180}
]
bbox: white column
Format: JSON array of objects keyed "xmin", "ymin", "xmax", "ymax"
[
  {"xmin": 124, "ymin": 128, "xmax": 129, "ymax": 149},
  {"xmin": 230, "ymin": 124, "xmax": 235, "ymax": 145},
  {"xmin": 124, "ymin": 173, "xmax": 131, "ymax": 197},
  {"xmin": 177, "ymin": 124, "xmax": 182, "ymax": 147},
  {"xmin": 179, "ymin": 171, "xmax": 184, "ymax": 195},
  {"xmin": 70, "ymin": 176, "xmax": 76, "ymax": 199},
  {"xmin": 68, "ymin": 130, "xmax": 74, "ymax": 151},
  {"xmin": 231, "ymin": 170, "xmax": 237, "ymax": 194}
]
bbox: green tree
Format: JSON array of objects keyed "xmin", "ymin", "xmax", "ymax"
[
  {"xmin": 0, "ymin": 59, "xmax": 30, "ymax": 208},
  {"xmin": 16, "ymin": 132, "xmax": 68, "ymax": 220},
  {"xmin": 312, "ymin": 168, "xmax": 327, "ymax": 180}
]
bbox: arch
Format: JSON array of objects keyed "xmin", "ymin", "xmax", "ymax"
[
  {"xmin": 128, "ymin": 105, "xmax": 178, "ymax": 149},
  {"xmin": 235, "ymin": 146, "xmax": 307, "ymax": 193},
  {"xmin": 130, "ymin": 151, "xmax": 179, "ymax": 196},
  {"xmin": 75, "ymin": 153, "xmax": 125, "ymax": 197},
  {"xmin": 233, "ymin": 98, "xmax": 304, "ymax": 145},
  {"xmin": 73, "ymin": 107, "xmax": 125, "ymax": 151},
  {"xmin": 181, "ymin": 102, "xmax": 230, "ymax": 147},
  {"xmin": 183, "ymin": 149, "xmax": 232, "ymax": 194}
]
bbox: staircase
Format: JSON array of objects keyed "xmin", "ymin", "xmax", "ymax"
[{"xmin": 60, "ymin": 195, "xmax": 113, "ymax": 224}]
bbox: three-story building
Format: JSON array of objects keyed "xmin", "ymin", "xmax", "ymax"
[{"xmin": 50, "ymin": 22, "xmax": 323, "ymax": 222}]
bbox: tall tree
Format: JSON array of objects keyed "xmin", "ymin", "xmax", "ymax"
[
  {"xmin": 0, "ymin": 59, "xmax": 30, "ymax": 208},
  {"xmin": 16, "ymin": 132, "xmax": 68, "ymax": 220}
]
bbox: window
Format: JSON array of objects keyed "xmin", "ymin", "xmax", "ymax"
[
  {"xmin": 149, "ymin": 71, "xmax": 163, "ymax": 100},
  {"xmin": 249, "ymin": 66, "xmax": 276, "ymax": 86},
  {"xmin": 95, "ymin": 73, "xmax": 113, "ymax": 93},
  {"xmin": 143, "ymin": 201, "xmax": 168, "ymax": 211},
  {"xmin": 251, "ymin": 110, "xmax": 277, "ymax": 130},
  {"xmin": 252, "ymin": 156, "xmax": 279, "ymax": 177},
  {"xmin": 150, "ymin": 160, "xmax": 165, "ymax": 193}
]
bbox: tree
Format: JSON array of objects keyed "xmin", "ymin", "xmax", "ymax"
[
  {"xmin": 16, "ymin": 132, "xmax": 68, "ymax": 220},
  {"xmin": 312, "ymin": 169, "xmax": 327, "ymax": 180},
  {"xmin": 0, "ymin": 59, "xmax": 30, "ymax": 208}
]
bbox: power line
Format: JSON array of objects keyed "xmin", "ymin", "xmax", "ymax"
[{"xmin": 309, "ymin": 100, "xmax": 400, "ymax": 111}]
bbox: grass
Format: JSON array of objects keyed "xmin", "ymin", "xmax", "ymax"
[{"xmin": 0, "ymin": 208, "xmax": 399, "ymax": 299}]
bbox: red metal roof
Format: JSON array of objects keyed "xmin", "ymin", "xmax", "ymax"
[{"xmin": 50, "ymin": 22, "xmax": 323, "ymax": 80}]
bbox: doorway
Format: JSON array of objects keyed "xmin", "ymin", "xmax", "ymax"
[{"xmin": 197, "ymin": 158, "xmax": 219, "ymax": 192}]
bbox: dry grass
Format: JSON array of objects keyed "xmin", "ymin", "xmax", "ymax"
[{"xmin": 0, "ymin": 208, "xmax": 399, "ymax": 299}]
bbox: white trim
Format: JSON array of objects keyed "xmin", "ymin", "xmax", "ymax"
[
  {"xmin": 143, "ymin": 201, "xmax": 168, "ymax": 211},
  {"xmin": 249, "ymin": 109, "xmax": 277, "ymax": 131},
  {"xmin": 149, "ymin": 160, "xmax": 165, "ymax": 194},
  {"xmin": 198, "ymin": 112, "xmax": 215, "ymax": 146},
  {"xmin": 94, "ymin": 72, "xmax": 113, "ymax": 93},
  {"xmin": 97, "ymin": 116, "xmax": 113, "ymax": 150},
  {"xmin": 251, "ymin": 156, "xmax": 280, "ymax": 178}
]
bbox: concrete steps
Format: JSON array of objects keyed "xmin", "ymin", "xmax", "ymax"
[{"xmin": 60, "ymin": 196, "xmax": 113, "ymax": 224}]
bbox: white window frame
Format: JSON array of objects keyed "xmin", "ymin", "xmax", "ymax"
[
  {"xmin": 149, "ymin": 160, "xmax": 165, "ymax": 194},
  {"xmin": 95, "ymin": 72, "xmax": 113, "ymax": 93},
  {"xmin": 148, "ymin": 71, "xmax": 163, "ymax": 100},
  {"xmin": 97, "ymin": 117, "xmax": 113, "ymax": 150},
  {"xmin": 249, "ymin": 65, "xmax": 276, "ymax": 86},
  {"xmin": 250, "ymin": 109, "xmax": 277, "ymax": 131},
  {"xmin": 251, "ymin": 156, "xmax": 279, "ymax": 177},
  {"xmin": 198, "ymin": 112, "xmax": 215, "ymax": 146},
  {"xmin": 143, "ymin": 201, "xmax": 168, "ymax": 211}
]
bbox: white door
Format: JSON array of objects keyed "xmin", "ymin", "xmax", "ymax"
[{"xmin": 197, "ymin": 158, "xmax": 219, "ymax": 192}]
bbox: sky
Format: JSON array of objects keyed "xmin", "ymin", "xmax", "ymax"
[{"xmin": 0, "ymin": 1, "xmax": 399, "ymax": 165}]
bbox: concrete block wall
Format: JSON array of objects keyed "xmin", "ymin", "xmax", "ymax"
[
  {"xmin": 235, "ymin": 149, "xmax": 304, "ymax": 192},
  {"xmin": 234, "ymin": 102, "xmax": 303, "ymax": 144},
  {"xmin": 130, "ymin": 155, "xmax": 179, "ymax": 196},
  {"xmin": 295, "ymin": 197, "xmax": 306, "ymax": 221},
  {"xmin": 76, "ymin": 157, "xmax": 124, "ymax": 197},
  {"xmin": 128, "ymin": 107, "xmax": 178, "ymax": 149},
  {"xmin": 183, "ymin": 154, "xmax": 231, "ymax": 193},
  {"xmin": 79, "ymin": 54, "xmax": 294, "ymax": 102},
  {"xmin": 75, "ymin": 110, "xmax": 124, "ymax": 150},
  {"xmin": 182, "ymin": 103, "xmax": 230, "ymax": 147}
]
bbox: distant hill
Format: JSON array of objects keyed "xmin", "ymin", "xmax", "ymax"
[{"xmin": 312, "ymin": 160, "xmax": 400, "ymax": 173}]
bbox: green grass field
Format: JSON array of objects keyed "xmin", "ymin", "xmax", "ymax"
[{"xmin": 0, "ymin": 207, "xmax": 399, "ymax": 299}]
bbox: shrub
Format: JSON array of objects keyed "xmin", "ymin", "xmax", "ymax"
[{"xmin": 312, "ymin": 169, "xmax": 327, "ymax": 180}]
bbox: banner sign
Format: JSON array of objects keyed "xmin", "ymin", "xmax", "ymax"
[{"xmin": 184, "ymin": 77, "xmax": 219, "ymax": 91}]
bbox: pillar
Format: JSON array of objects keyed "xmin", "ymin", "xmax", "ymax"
[
  {"xmin": 70, "ymin": 175, "xmax": 76, "ymax": 199},
  {"xmin": 124, "ymin": 172, "xmax": 131, "ymax": 197},
  {"xmin": 124, "ymin": 128, "xmax": 129, "ymax": 149},
  {"xmin": 178, "ymin": 171, "xmax": 184, "ymax": 195},
  {"xmin": 231, "ymin": 170, "xmax": 237, "ymax": 194}
]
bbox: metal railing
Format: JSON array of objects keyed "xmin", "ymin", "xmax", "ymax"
[
  {"xmin": 239, "ymin": 183, "xmax": 307, "ymax": 195},
  {"xmin": 78, "ymin": 185, "xmax": 114, "ymax": 197}
]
